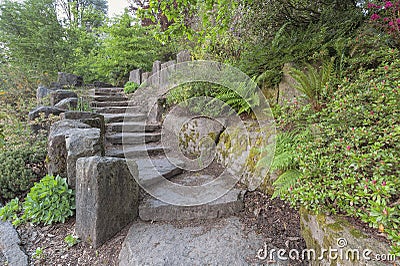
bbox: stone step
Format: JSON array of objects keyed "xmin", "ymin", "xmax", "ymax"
[
  {"xmin": 105, "ymin": 144, "xmax": 166, "ymax": 158},
  {"xmin": 93, "ymin": 106, "xmax": 130, "ymax": 114},
  {"xmin": 103, "ymin": 113, "xmax": 146, "ymax": 123},
  {"xmin": 93, "ymin": 95, "xmax": 128, "ymax": 102},
  {"xmin": 139, "ymin": 186, "xmax": 245, "ymax": 222},
  {"xmin": 93, "ymin": 87, "xmax": 124, "ymax": 95},
  {"xmin": 90, "ymin": 101, "xmax": 130, "ymax": 107},
  {"xmin": 136, "ymin": 157, "xmax": 184, "ymax": 187},
  {"xmin": 107, "ymin": 122, "xmax": 160, "ymax": 133},
  {"xmin": 106, "ymin": 132, "xmax": 161, "ymax": 145}
]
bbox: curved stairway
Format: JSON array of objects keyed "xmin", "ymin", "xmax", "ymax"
[{"xmin": 90, "ymin": 87, "xmax": 244, "ymax": 221}]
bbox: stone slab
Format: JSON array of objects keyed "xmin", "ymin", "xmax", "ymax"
[
  {"xmin": 139, "ymin": 187, "xmax": 244, "ymax": 222},
  {"xmin": 0, "ymin": 220, "xmax": 28, "ymax": 266},
  {"xmin": 106, "ymin": 132, "xmax": 161, "ymax": 145},
  {"xmin": 119, "ymin": 216, "xmax": 289, "ymax": 265},
  {"xmin": 75, "ymin": 156, "xmax": 139, "ymax": 248}
]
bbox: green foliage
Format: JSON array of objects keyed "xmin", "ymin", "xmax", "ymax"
[
  {"xmin": 32, "ymin": 247, "xmax": 45, "ymax": 260},
  {"xmin": 1, "ymin": 175, "xmax": 76, "ymax": 226},
  {"xmin": 166, "ymin": 81, "xmax": 259, "ymax": 116},
  {"xmin": 289, "ymin": 59, "xmax": 334, "ymax": 110},
  {"xmin": 0, "ymin": 144, "xmax": 46, "ymax": 200},
  {"xmin": 64, "ymin": 234, "xmax": 80, "ymax": 247},
  {"xmin": 0, "ymin": 0, "xmax": 70, "ymax": 73},
  {"xmin": 211, "ymin": 82, "xmax": 260, "ymax": 115},
  {"xmin": 90, "ymin": 12, "xmax": 168, "ymax": 85},
  {"xmin": 0, "ymin": 198, "xmax": 21, "ymax": 222},
  {"xmin": 263, "ymin": 52, "xmax": 400, "ymax": 254},
  {"xmin": 124, "ymin": 81, "xmax": 140, "ymax": 94},
  {"xmin": 21, "ymin": 175, "xmax": 75, "ymax": 225}
]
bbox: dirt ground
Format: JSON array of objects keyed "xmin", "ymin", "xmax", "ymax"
[{"xmin": 17, "ymin": 190, "xmax": 307, "ymax": 265}]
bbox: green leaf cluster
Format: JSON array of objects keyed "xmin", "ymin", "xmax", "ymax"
[
  {"xmin": 0, "ymin": 175, "xmax": 75, "ymax": 226},
  {"xmin": 262, "ymin": 49, "xmax": 400, "ymax": 255}
]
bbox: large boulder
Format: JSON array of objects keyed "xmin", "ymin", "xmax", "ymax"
[
  {"xmin": 50, "ymin": 90, "xmax": 78, "ymax": 106},
  {"xmin": 278, "ymin": 63, "xmax": 303, "ymax": 105},
  {"xmin": 47, "ymin": 120, "xmax": 90, "ymax": 178},
  {"xmin": 129, "ymin": 69, "xmax": 141, "ymax": 84},
  {"xmin": 28, "ymin": 106, "xmax": 65, "ymax": 121},
  {"xmin": 36, "ymin": 85, "xmax": 52, "ymax": 104},
  {"xmin": 300, "ymin": 209, "xmax": 399, "ymax": 265},
  {"xmin": 75, "ymin": 156, "xmax": 139, "ymax": 248},
  {"xmin": 60, "ymin": 111, "xmax": 105, "ymax": 140},
  {"xmin": 54, "ymin": 97, "xmax": 78, "ymax": 110},
  {"xmin": 177, "ymin": 50, "xmax": 191, "ymax": 63},
  {"xmin": 65, "ymin": 128, "xmax": 103, "ymax": 188},
  {"xmin": 58, "ymin": 72, "xmax": 83, "ymax": 87}
]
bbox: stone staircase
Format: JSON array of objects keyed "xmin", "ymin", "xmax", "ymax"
[{"xmin": 90, "ymin": 87, "xmax": 244, "ymax": 222}]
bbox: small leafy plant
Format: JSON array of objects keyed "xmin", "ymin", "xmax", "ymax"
[
  {"xmin": 0, "ymin": 175, "xmax": 75, "ymax": 226},
  {"xmin": 124, "ymin": 81, "xmax": 140, "ymax": 94},
  {"xmin": 32, "ymin": 247, "xmax": 45, "ymax": 260},
  {"xmin": 64, "ymin": 234, "xmax": 80, "ymax": 247},
  {"xmin": 21, "ymin": 175, "xmax": 75, "ymax": 225}
]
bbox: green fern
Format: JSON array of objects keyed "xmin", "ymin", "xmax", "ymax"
[
  {"xmin": 289, "ymin": 59, "xmax": 334, "ymax": 110},
  {"xmin": 258, "ymin": 130, "xmax": 311, "ymax": 199},
  {"xmin": 210, "ymin": 82, "xmax": 260, "ymax": 115},
  {"xmin": 271, "ymin": 169, "xmax": 302, "ymax": 199}
]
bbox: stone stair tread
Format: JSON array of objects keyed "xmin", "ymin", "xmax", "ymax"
[
  {"xmin": 91, "ymin": 101, "xmax": 130, "ymax": 107},
  {"xmin": 136, "ymin": 157, "xmax": 184, "ymax": 186},
  {"xmin": 93, "ymin": 95, "xmax": 128, "ymax": 102},
  {"xmin": 106, "ymin": 132, "xmax": 161, "ymax": 144},
  {"xmin": 107, "ymin": 122, "xmax": 160, "ymax": 133},
  {"xmin": 139, "ymin": 186, "xmax": 245, "ymax": 222},
  {"xmin": 93, "ymin": 106, "xmax": 130, "ymax": 114},
  {"xmin": 103, "ymin": 113, "xmax": 146, "ymax": 123},
  {"xmin": 106, "ymin": 144, "xmax": 166, "ymax": 158}
]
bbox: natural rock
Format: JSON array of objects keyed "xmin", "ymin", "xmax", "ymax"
[
  {"xmin": 36, "ymin": 85, "xmax": 52, "ymax": 103},
  {"xmin": 28, "ymin": 106, "xmax": 65, "ymax": 121},
  {"xmin": 177, "ymin": 50, "xmax": 191, "ymax": 63},
  {"xmin": 58, "ymin": 72, "xmax": 83, "ymax": 87},
  {"xmin": 60, "ymin": 111, "xmax": 105, "ymax": 138},
  {"xmin": 75, "ymin": 156, "xmax": 139, "ymax": 248},
  {"xmin": 300, "ymin": 209, "xmax": 399, "ymax": 265},
  {"xmin": 278, "ymin": 63, "xmax": 303, "ymax": 105},
  {"xmin": 0, "ymin": 220, "xmax": 28, "ymax": 266},
  {"xmin": 50, "ymin": 90, "xmax": 78, "ymax": 106},
  {"xmin": 216, "ymin": 122, "xmax": 276, "ymax": 191},
  {"xmin": 54, "ymin": 97, "xmax": 78, "ymax": 110},
  {"xmin": 129, "ymin": 69, "xmax": 141, "ymax": 84},
  {"xmin": 141, "ymin": 72, "xmax": 150, "ymax": 82},
  {"xmin": 47, "ymin": 120, "xmax": 90, "ymax": 178},
  {"xmin": 65, "ymin": 128, "xmax": 103, "ymax": 188},
  {"xmin": 93, "ymin": 81, "xmax": 113, "ymax": 88}
]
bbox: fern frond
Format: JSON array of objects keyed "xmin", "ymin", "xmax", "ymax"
[{"xmin": 272, "ymin": 169, "xmax": 302, "ymax": 199}]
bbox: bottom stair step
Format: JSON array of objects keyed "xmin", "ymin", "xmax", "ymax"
[{"xmin": 139, "ymin": 187, "xmax": 245, "ymax": 222}]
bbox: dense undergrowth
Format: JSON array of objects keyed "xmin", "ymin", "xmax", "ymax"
[{"xmin": 0, "ymin": 0, "xmax": 399, "ymax": 257}]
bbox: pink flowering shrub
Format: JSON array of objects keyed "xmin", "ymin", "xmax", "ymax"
[{"xmin": 367, "ymin": 1, "xmax": 400, "ymax": 46}]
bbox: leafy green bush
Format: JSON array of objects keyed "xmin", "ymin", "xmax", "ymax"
[
  {"xmin": 264, "ymin": 52, "xmax": 400, "ymax": 254},
  {"xmin": 21, "ymin": 175, "xmax": 75, "ymax": 225},
  {"xmin": 289, "ymin": 59, "xmax": 334, "ymax": 111},
  {"xmin": 166, "ymin": 81, "xmax": 259, "ymax": 116},
  {"xmin": 0, "ymin": 175, "xmax": 75, "ymax": 226},
  {"xmin": 124, "ymin": 81, "xmax": 140, "ymax": 94}
]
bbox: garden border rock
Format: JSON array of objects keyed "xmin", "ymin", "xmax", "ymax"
[{"xmin": 0, "ymin": 218, "xmax": 28, "ymax": 266}]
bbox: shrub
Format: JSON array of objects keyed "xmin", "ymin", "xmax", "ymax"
[
  {"xmin": 124, "ymin": 81, "xmax": 140, "ymax": 94},
  {"xmin": 0, "ymin": 175, "xmax": 75, "ymax": 226},
  {"xmin": 263, "ymin": 51, "xmax": 400, "ymax": 254},
  {"xmin": 0, "ymin": 144, "xmax": 46, "ymax": 200}
]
